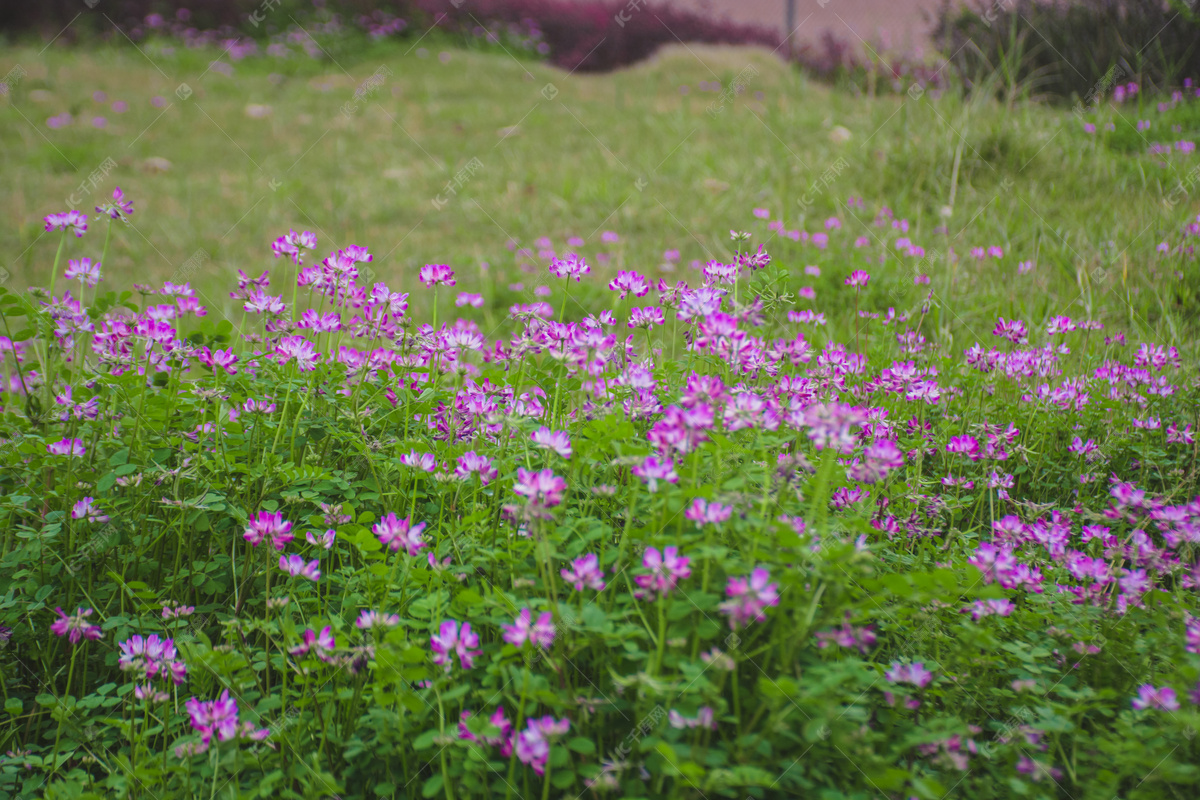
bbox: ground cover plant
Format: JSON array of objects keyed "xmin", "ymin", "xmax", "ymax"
[{"xmin": 3, "ymin": 16, "xmax": 1200, "ymax": 800}]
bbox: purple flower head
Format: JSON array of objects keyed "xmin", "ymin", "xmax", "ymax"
[
  {"xmin": 96, "ymin": 187, "xmax": 135, "ymax": 220},
  {"xmin": 632, "ymin": 455, "xmax": 678, "ymax": 492},
  {"xmin": 633, "ymin": 546, "xmax": 691, "ymax": 599},
  {"xmin": 64, "ymin": 258, "xmax": 102, "ymax": 287},
  {"xmin": 47, "ymin": 438, "xmax": 86, "ymax": 457},
  {"xmin": 531, "ymin": 427, "xmax": 572, "ymax": 459},
  {"xmin": 685, "ymin": 497, "xmax": 733, "ymax": 527},
  {"xmin": 71, "ymin": 497, "xmax": 110, "ymax": 524},
  {"xmin": 549, "ymin": 253, "xmax": 589, "ymax": 281},
  {"xmin": 185, "ymin": 689, "xmax": 239, "ymax": 745},
  {"xmin": 515, "ymin": 716, "xmax": 570, "ymax": 775},
  {"xmin": 719, "ymin": 567, "xmax": 779, "ymax": 628},
  {"xmin": 431, "ymin": 619, "xmax": 482, "ymax": 672},
  {"xmin": 513, "ymin": 467, "xmax": 566, "ymax": 507},
  {"xmin": 560, "ymin": 553, "xmax": 605, "ymax": 591},
  {"xmin": 456, "ymin": 451, "xmax": 498, "ymax": 485},
  {"xmin": 356, "ymin": 610, "xmax": 401, "ymax": 630},
  {"xmin": 1132, "ymin": 684, "xmax": 1179, "ymax": 711},
  {"xmin": 419, "ymin": 264, "xmax": 456, "ymax": 287},
  {"xmin": 243, "ymin": 511, "xmax": 294, "ymax": 550},
  {"xmin": 44, "ymin": 211, "xmax": 88, "ymax": 237},
  {"xmin": 290, "ymin": 626, "xmax": 336, "ymax": 658},
  {"xmin": 502, "ymin": 608, "xmax": 555, "ymax": 650},
  {"xmin": 400, "ymin": 451, "xmax": 437, "ymax": 472},
  {"xmin": 279, "ymin": 554, "xmax": 321, "ymax": 581},
  {"xmin": 885, "ymin": 661, "xmax": 934, "ymax": 688},
  {"xmin": 844, "ymin": 270, "xmax": 871, "ymax": 288},
  {"xmin": 372, "ymin": 513, "xmax": 427, "ymax": 556},
  {"xmin": 50, "ymin": 607, "xmax": 103, "ymax": 644},
  {"xmin": 119, "ymin": 634, "xmax": 188, "ymax": 685},
  {"xmin": 607, "ymin": 270, "xmax": 649, "ymax": 299}
]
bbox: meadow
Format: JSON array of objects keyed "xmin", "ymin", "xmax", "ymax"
[{"xmin": 1, "ymin": 23, "xmax": 1200, "ymax": 800}]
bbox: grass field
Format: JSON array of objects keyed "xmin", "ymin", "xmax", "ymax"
[
  {"xmin": 8, "ymin": 32, "xmax": 1200, "ymax": 800},
  {"xmin": 2, "ymin": 38, "xmax": 1196, "ymax": 348}
]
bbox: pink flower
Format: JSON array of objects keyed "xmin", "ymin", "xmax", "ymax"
[
  {"xmin": 290, "ymin": 626, "xmax": 336, "ymax": 658},
  {"xmin": 44, "ymin": 210, "xmax": 88, "ymax": 237},
  {"xmin": 513, "ymin": 468, "xmax": 566, "ymax": 507},
  {"xmin": 1132, "ymin": 684, "xmax": 1179, "ymax": 711},
  {"xmin": 668, "ymin": 707, "xmax": 716, "ymax": 729},
  {"xmin": 607, "ymin": 270, "xmax": 649, "ymax": 299},
  {"xmin": 306, "ymin": 529, "xmax": 336, "ymax": 549},
  {"xmin": 632, "ymin": 455, "xmax": 678, "ymax": 492},
  {"xmin": 279, "ymin": 554, "xmax": 321, "ymax": 581},
  {"xmin": 456, "ymin": 451, "xmax": 498, "ymax": 485},
  {"xmin": 243, "ymin": 511, "xmax": 294, "ymax": 550},
  {"xmin": 50, "ymin": 607, "xmax": 103, "ymax": 644},
  {"xmin": 431, "ymin": 619, "xmax": 482, "ymax": 672},
  {"xmin": 514, "ymin": 716, "xmax": 570, "ymax": 775},
  {"xmin": 502, "ymin": 608, "xmax": 555, "ymax": 649},
  {"xmin": 400, "ymin": 451, "xmax": 437, "ymax": 472},
  {"xmin": 628, "ymin": 306, "xmax": 665, "ymax": 328},
  {"xmin": 634, "ymin": 546, "xmax": 691, "ymax": 598},
  {"xmin": 719, "ymin": 567, "xmax": 779, "ymax": 628},
  {"xmin": 71, "ymin": 497, "xmax": 109, "ymax": 524},
  {"xmin": 685, "ymin": 498, "xmax": 732, "ymax": 527},
  {"xmin": 549, "ymin": 253, "xmax": 590, "ymax": 281},
  {"xmin": 47, "ymin": 438, "xmax": 86, "ymax": 456},
  {"xmin": 356, "ymin": 610, "xmax": 401, "ymax": 629},
  {"xmin": 64, "ymin": 258, "xmax": 102, "ymax": 287},
  {"xmin": 185, "ymin": 689, "xmax": 240, "ymax": 745},
  {"xmin": 372, "ymin": 513, "xmax": 427, "ymax": 556},
  {"xmin": 531, "ymin": 427, "xmax": 572, "ymax": 459},
  {"xmin": 419, "ymin": 264, "xmax": 456, "ymax": 287},
  {"xmin": 885, "ymin": 661, "xmax": 934, "ymax": 688},
  {"xmin": 844, "ymin": 270, "xmax": 871, "ymax": 288},
  {"xmin": 456, "ymin": 292, "xmax": 484, "ymax": 308},
  {"xmin": 560, "ymin": 554, "xmax": 605, "ymax": 591},
  {"xmin": 118, "ymin": 634, "xmax": 188, "ymax": 685}
]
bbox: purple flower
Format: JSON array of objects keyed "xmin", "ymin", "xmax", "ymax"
[
  {"xmin": 290, "ymin": 626, "xmax": 335, "ymax": 658},
  {"xmin": 186, "ymin": 689, "xmax": 239, "ymax": 745},
  {"xmin": 279, "ymin": 554, "xmax": 321, "ymax": 581},
  {"xmin": 515, "ymin": 716, "xmax": 570, "ymax": 775},
  {"xmin": 96, "ymin": 187, "xmax": 134, "ymax": 220},
  {"xmin": 456, "ymin": 451, "xmax": 498, "ymax": 485},
  {"xmin": 64, "ymin": 258, "xmax": 102, "ymax": 287},
  {"xmin": 372, "ymin": 513, "xmax": 427, "ymax": 556},
  {"xmin": 50, "ymin": 607, "xmax": 103, "ymax": 644},
  {"xmin": 531, "ymin": 427, "xmax": 572, "ymax": 459},
  {"xmin": 356, "ymin": 610, "xmax": 401, "ymax": 629},
  {"xmin": 632, "ymin": 455, "xmax": 678, "ymax": 492},
  {"xmin": 400, "ymin": 451, "xmax": 437, "ymax": 472},
  {"xmin": 885, "ymin": 661, "xmax": 934, "ymax": 688},
  {"xmin": 419, "ymin": 264, "xmax": 456, "ymax": 287},
  {"xmin": 455, "ymin": 292, "xmax": 484, "ymax": 308},
  {"xmin": 844, "ymin": 270, "xmax": 871, "ymax": 288},
  {"xmin": 431, "ymin": 619, "xmax": 481, "ymax": 672},
  {"xmin": 118, "ymin": 634, "xmax": 187, "ymax": 684},
  {"xmin": 685, "ymin": 498, "xmax": 732, "ymax": 527},
  {"xmin": 306, "ymin": 529, "xmax": 336, "ymax": 549},
  {"xmin": 47, "ymin": 438, "xmax": 86, "ymax": 456},
  {"xmin": 607, "ymin": 270, "xmax": 649, "ymax": 299},
  {"xmin": 549, "ymin": 253, "xmax": 589, "ymax": 281},
  {"xmin": 44, "ymin": 211, "xmax": 88, "ymax": 237},
  {"xmin": 71, "ymin": 497, "xmax": 109, "ymax": 524},
  {"xmin": 560, "ymin": 554, "xmax": 605, "ymax": 591},
  {"xmin": 502, "ymin": 608, "xmax": 555, "ymax": 649},
  {"xmin": 513, "ymin": 468, "xmax": 566, "ymax": 507},
  {"xmin": 1132, "ymin": 684, "xmax": 1179, "ymax": 711},
  {"xmin": 243, "ymin": 511, "xmax": 294, "ymax": 550},
  {"xmin": 719, "ymin": 567, "xmax": 779, "ymax": 628},
  {"xmin": 634, "ymin": 546, "xmax": 691, "ymax": 599}
]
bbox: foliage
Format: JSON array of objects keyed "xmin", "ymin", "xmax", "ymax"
[
  {"xmin": 933, "ymin": 0, "xmax": 1200, "ymax": 103},
  {"xmin": 1, "ymin": 163, "xmax": 1200, "ymax": 800}
]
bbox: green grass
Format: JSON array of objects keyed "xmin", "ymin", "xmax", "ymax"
[{"xmin": 1, "ymin": 39, "xmax": 1197, "ymax": 349}]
